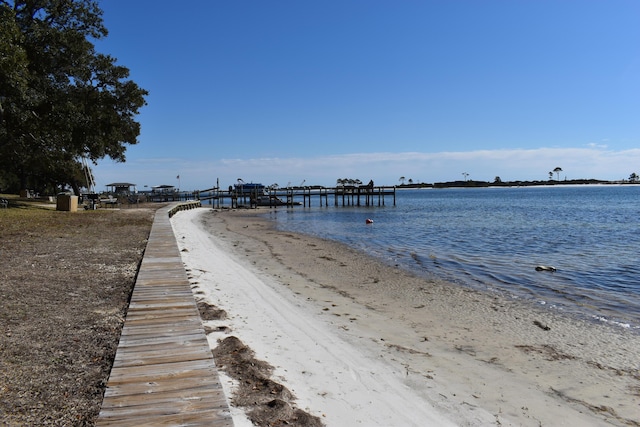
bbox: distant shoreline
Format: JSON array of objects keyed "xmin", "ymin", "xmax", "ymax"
[{"xmin": 399, "ymin": 179, "xmax": 640, "ymax": 189}]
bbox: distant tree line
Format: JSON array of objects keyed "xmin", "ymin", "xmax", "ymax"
[
  {"xmin": 0, "ymin": 0, "xmax": 148, "ymax": 195},
  {"xmin": 399, "ymin": 167, "xmax": 640, "ymax": 188},
  {"xmin": 398, "ymin": 166, "xmax": 640, "ymax": 188}
]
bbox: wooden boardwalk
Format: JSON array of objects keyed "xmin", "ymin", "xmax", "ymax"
[{"xmin": 97, "ymin": 203, "xmax": 233, "ymax": 426}]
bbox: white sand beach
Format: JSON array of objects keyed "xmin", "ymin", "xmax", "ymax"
[{"xmin": 171, "ymin": 207, "xmax": 640, "ymax": 426}]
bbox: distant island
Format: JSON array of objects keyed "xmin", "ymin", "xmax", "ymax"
[{"xmin": 399, "ymin": 179, "xmax": 639, "ymax": 189}]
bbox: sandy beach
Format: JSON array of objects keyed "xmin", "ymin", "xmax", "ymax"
[{"xmin": 171, "ymin": 207, "xmax": 640, "ymax": 426}]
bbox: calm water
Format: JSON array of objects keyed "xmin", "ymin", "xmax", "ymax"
[{"xmin": 263, "ymin": 185, "xmax": 640, "ymax": 330}]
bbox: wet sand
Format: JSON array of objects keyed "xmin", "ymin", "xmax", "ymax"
[{"xmin": 171, "ymin": 207, "xmax": 640, "ymax": 426}]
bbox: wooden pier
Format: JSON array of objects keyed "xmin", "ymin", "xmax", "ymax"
[
  {"xmin": 96, "ymin": 202, "xmax": 233, "ymax": 426},
  {"xmin": 198, "ymin": 185, "xmax": 397, "ymax": 209}
]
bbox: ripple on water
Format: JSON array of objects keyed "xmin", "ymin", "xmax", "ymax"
[{"xmin": 269, "ymin": 186, "xmax": 640, "ymax": 330}]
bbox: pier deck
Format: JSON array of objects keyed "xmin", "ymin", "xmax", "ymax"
[{"xmin": 96, "ymin": 202, "xmax": 232, "ymax": 426}]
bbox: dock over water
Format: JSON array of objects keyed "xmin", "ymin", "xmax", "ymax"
[
  {"xmin": 96, "ymin": 202, "xmax": 233, "ymax": 426},
  {"xmin": 197, "ymin": 185, "xmax": 397, "ymax": 209}
]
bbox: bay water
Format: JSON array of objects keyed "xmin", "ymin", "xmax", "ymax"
[{"xmin": 263, "ymin": 185, "xmax": 640, "ymax": 331}]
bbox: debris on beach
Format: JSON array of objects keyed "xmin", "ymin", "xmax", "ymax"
[
  {"xmin": 196, "ymin": 300, "xmax": 227, "ymax": 320},
  {"xmin": 213, "ymin": 336, "xmax": 324, "ymax": 427},
  {"xmin": 533, "ymin": 320, "xmax": 551, "ymax": 331}
]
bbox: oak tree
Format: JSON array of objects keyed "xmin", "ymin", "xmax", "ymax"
[{"xmin": 0, "ymin": 0, "xmax": 148, "ymax": 195}]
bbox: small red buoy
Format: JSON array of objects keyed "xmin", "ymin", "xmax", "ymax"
[{"xmin": 365, "ymin": 218, "xmax": 374, "ymax": 224}]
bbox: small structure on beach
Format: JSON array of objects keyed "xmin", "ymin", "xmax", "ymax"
[{"xmin": 105, "ymin": 182, "xmax": 137, "ymax": 195}]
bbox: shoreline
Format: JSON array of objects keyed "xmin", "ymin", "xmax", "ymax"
[{"xmin": 172, "ymin": 207, "xmax": 640, "ymax": 426}]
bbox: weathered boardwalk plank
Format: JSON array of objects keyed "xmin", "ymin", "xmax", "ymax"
[{"xmin": 97, "ymin": 203, "xmax": 233, "ymax": 426}]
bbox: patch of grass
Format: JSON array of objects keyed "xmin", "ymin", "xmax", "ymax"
[{"xmin": 0, "ymin": 203, "xmax": 158, "ymax": 425}]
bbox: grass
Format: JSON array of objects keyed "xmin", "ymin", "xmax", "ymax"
[{"xmin": 0, "ymin": 198, "xmax": 157, "ymax": 426}]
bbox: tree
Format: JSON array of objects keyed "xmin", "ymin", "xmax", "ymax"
[
  {"xmin": 494, "ymin": 176, "xmax": 502, "ymax": 184},
  {"xmin": 629, "ymin": 173, "xmax": 638, "ymax": 183},
  {"xmin": 408, "ymin": 178, "xmax": 413, "ymax": 185},
  {"xmin": 553, "ymin": 167, "xmax": 563, "ymax": 181},
  {"xmin": 0, "ymin": 0, "xmax": 148, "ymax": 195},
  {"xmin": 0, "ymin": 4, "xmax": 28, "ymax": 125},
  {"xmin": 548, "ymin": 171, "xmax": 553, "ymax": 180},
  {"xmin": 399, "ymin": 176, "xmax": 405, "ymax": 185}
]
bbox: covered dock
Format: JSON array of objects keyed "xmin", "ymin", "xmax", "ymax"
[{"xmin": 105, "ymin": 182, "xmax": 137, "ymax": 195}]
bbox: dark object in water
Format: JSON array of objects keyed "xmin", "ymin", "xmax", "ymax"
[{"xmin": 535, "ymin": 265, "xmax": 556, "ymax": 272}]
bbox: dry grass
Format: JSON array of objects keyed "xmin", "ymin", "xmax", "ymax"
[{"xmin": 0, "ymin": 199, "xmax": 156, "ymax": 426}]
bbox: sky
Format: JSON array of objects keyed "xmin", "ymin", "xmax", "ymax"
[{"xmin": 92, "ymin": 0, "xmax": 640, "ymax": 191}]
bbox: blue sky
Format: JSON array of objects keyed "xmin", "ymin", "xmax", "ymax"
[{"xmin": 92, "ymin": 0, "xmax": 639, "ymax": 190}]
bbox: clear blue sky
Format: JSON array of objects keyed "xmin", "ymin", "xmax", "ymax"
[{"xmin": 93, "ymin": 0, "xmax": 639, "ymax": 190}]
